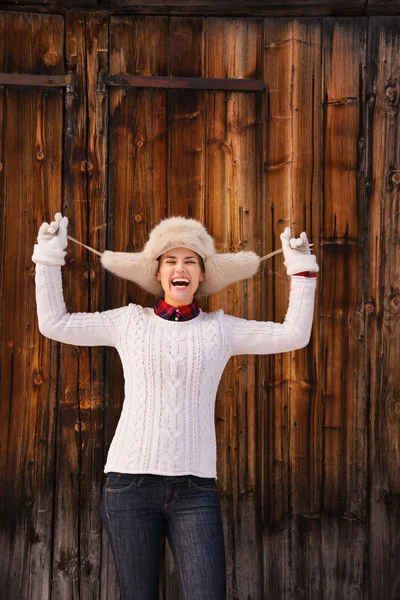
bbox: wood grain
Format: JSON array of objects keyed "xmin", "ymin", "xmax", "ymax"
[
  {"xmin": 3, "ymin": 0, "xmax": 400, "ymax": 17},
  {"xmin": 366, "ymin": 16, "xmax": 400, "ymax": 600},
  {"xmin": 262, "ymin": 18, "xmax": 294, "ymax": 598},
  {"xmin": 205, "ymin": 17, "xmax": 263, "ymax": 599},
  {"xmin": 0, "ymin": 11, "xmax": 64, "ymax": 599},
  {"xmin": 288, "ymin": 18, "xmax": 323, "ymax": 598},
  {"xmin": 320, "ymin": 17, "xmax": 367, "ymax": 599}
]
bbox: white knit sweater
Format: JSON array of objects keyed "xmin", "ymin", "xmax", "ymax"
[{"xmin": 35, "ymin": 265, "xmax": 316, "ymax": 478}]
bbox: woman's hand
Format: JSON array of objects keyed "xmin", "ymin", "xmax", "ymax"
[
  {"xmin": 280, "ymin": 227, "xmax": 319, "ymax": 276},
  {"xmin": 32, "ymin": 213, "xmax": 69, "ymax": 266}
]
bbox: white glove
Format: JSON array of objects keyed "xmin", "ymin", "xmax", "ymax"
[
  {"xmin": 280, "ymin": 227, "xmax": 319, "ymax": 276},
  {"xmin": 32, "ymin": 213, "xmax": 69, "ymax": 266}
]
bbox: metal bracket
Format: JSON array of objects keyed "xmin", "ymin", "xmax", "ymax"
[{"xmin": 0, "ymin": 72, "xmax": 76, "ymax": 90}]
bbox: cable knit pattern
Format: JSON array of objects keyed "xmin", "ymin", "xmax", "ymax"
[{"xmin": 35, "ymin": 265, "xmax": 316, "ymax": 478}]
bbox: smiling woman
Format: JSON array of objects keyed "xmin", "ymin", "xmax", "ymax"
[{"xmin": 32, "ymin": 214, "xmax": 318, "ymax": 600}]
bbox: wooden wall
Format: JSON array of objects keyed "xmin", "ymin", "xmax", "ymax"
[{"xmin": 0, "ymin": 11, "xmax": 399, "ymax": 600}]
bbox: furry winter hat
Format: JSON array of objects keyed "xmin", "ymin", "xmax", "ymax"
[{"xmin": 101, "ymin": 217, "xmax": 260, "ymax": 296}]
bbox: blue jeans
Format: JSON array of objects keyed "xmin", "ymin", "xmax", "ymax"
[{"xmin": 100, "ymin": 473, "xmax": 227, "ymax": 600}]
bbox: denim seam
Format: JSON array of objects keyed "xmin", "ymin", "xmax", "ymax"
[
  {"xmin": 190, "ymin": 482, "xmax": 218, "ymax": 493},
  {"xmin": 164, "ymin": 513, "xmax": 188, "ymax": 600},
  {"xmin": 164, "ymin": 491, "xmax": 178, "ymax": 508},
  {"xmin": 103, "ymin": 493, "xmax": 124, "ymax": 598},
  {"xmin": 106, "ymin": 478, "xmax": 138, "ymax": 494}
]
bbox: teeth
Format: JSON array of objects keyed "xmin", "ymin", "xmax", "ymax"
[{"xmin": 172, "ymin": 278, "xmax": 189, "ymax": 287}]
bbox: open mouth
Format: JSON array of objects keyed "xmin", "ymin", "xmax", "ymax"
[{"xmin": 171, "ymin": 278, "xmax": 190, "ymax": 288}]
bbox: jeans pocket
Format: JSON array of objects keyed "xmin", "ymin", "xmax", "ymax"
[
  {"xmin": 190, "ymin": 476, "xmax": 219, "ymax": 492},
  {"xmin": 105, "ymin": 472, "xmax": 139, "ymax": 494}
]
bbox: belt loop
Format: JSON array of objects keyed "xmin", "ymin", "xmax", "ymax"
[
  {"xmin": 137, "ymin": 476, "xmax": 144, "ymax": 487},
  {"xmin": 187, "ymin": 477, "xmax": 192, "ymax": 488}
]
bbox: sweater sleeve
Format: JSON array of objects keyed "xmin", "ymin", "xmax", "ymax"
[
  {"xmin": 222, "ymin": 277, "xmax": 316, "ymax": 356},
  {"xmin": 35, "ymin": 263, "xmax": 128, "ymax": 347}
]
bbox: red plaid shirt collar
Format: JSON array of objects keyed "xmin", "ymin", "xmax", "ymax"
[{"xmin": 154, "ymin": 299, "xmax": 200, "ymax": 321}]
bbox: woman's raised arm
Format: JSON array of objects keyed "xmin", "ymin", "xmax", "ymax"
[{"xmin": 32, "ymin": 214, "xmax": 128, "ymax": 348}]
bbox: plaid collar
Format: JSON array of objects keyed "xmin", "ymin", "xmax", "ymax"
[{"xmin": 154, "ymin": 299, "xmax": 200, "ymax": 321}]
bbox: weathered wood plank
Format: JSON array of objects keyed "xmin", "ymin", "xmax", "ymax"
[
  {"xmin": 205, "ymin": 16, "xmax": 263, "ymax": 600},
  {"xmin": 50, "ymin": 12, "xmax": 89, "ymax": 598},
  {"xmin": 77, "ymin": 13, "xmax": 109, "ymax": 599},
  {"xmin": 0, "ymin": 19, "xmax": 7, "ymax": 590},
  {"xmin": 289, "ymin": 18, "xmax": 323, "ymax": 598},
  {"xmin": 108, "ymin": 14, "xmax": 169, "ymax": 306},
  {"xmin": 262, "ymin": 17, "xmax": 294, "ymax": 599},
  {"xmin": 0, "ymin": 12, "xmax": 64, "ymax": 600},
  {"xmin": 6, "ymin": 0, "xmax": 400, "ymax": 17},
  {"xmin": 320, "ymin": 16, "xmax": 367, "ymax": 599},
  {"xmin": 366, "ymin": 16, "xmax": 400, "ymax": 600},
  {"xmin": 1, "ymin": 85, "xmax": 64, "ymax": 600},
  {"xmin": 290, "ymin": 17, "xmax": 322, "ymax": 515},
  {"xmin": 167, "ymin": 17, "xmax": 204, "ymax": 221}
]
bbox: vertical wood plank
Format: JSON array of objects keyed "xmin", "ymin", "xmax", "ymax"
[
  {"xmin": 108, "ymin": 15, "xmax": 169, "ymax": 309},
  {"xmin": 366, "ymin": 16, "xmax": 400, "ymax": 600},
  {"xmin": 0, "ymin": 18, "xmax": 7, "ymax": 592},
  {"xmin": 78, "ymin": 13, "xmax": 109, "ymax": 599},
  {"xmin": 0, "ymin": 12, "xmax": 64, "ymax": 600},
  {"xmin": 205, "ymin": 16, "xmax": 263, "ymax": 600},
  {"xmin": 289, "ymin": 17, "xmax": 323, "ymax": 598},
  {"xmin": 168, "ymin": 16, "xmax": 205, "ymax": 221},
  {"xmin": 262, "ymin": 17, "xmax": 294, "ymax": 599},
  {"xmin": 50, "ymin": 12, "xmax": 89, "ymax": 598},
  {"xmin": 320, "ymin": 16, "xmax": 367, "ymax": 600}
]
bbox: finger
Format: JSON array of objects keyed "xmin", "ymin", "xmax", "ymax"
[
  {"xmin": 49, "ymin": 213, "xmax": 64, "ymax": 232},
  {"xmin": 290, "ymin": 237, "xmax": 303, "ymax": 249},
  {"xmin": 48, "ymin": 218, "xmax": 60, "ymax": 233},
  {"xmin": 280, "ymin": 227, "xmax": 291, "ymax": 248},
  {"xmin": 300, "ymin": 232, "xmax": 310, "ymax": 246},
  {"xmin": 38, "ymin": 222, "xmax": 50, "ymax": 237},
  {"xmin": 58, "ymin": 217, "xmax": 68, "ymax": 246},
  {"xmin": 59, "ymin": 216, "xmax": 69, "ymax": 230}
]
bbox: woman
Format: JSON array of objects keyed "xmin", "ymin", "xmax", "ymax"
[{"xmin": 32, "ymin": 214, "xmax": 318, "ymax": 600}]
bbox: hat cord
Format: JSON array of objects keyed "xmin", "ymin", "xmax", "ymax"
[
  {"xmin": 67, "ymin": 235, "xmax": 103, "ymax": 257},
  {"xmin": 66, "ymin": 235, "xmax": 312, "ymax": 263}
]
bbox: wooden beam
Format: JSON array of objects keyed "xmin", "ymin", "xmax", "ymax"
[{"xmin": 1, "ymin": 0, "xmax": 400, "ymax": 16}]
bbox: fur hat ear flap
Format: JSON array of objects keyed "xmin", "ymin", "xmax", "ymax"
[
  {"xmin": 101, "ymin": 217, "xmax": 262, "ymax": 296},
  {"xmin": 101, "ymin": 250, "xmax": 162, "ymax": 296},
  {"xmin": 198, "ymin": 252, "xmax": 260, "ymax": 295}
]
